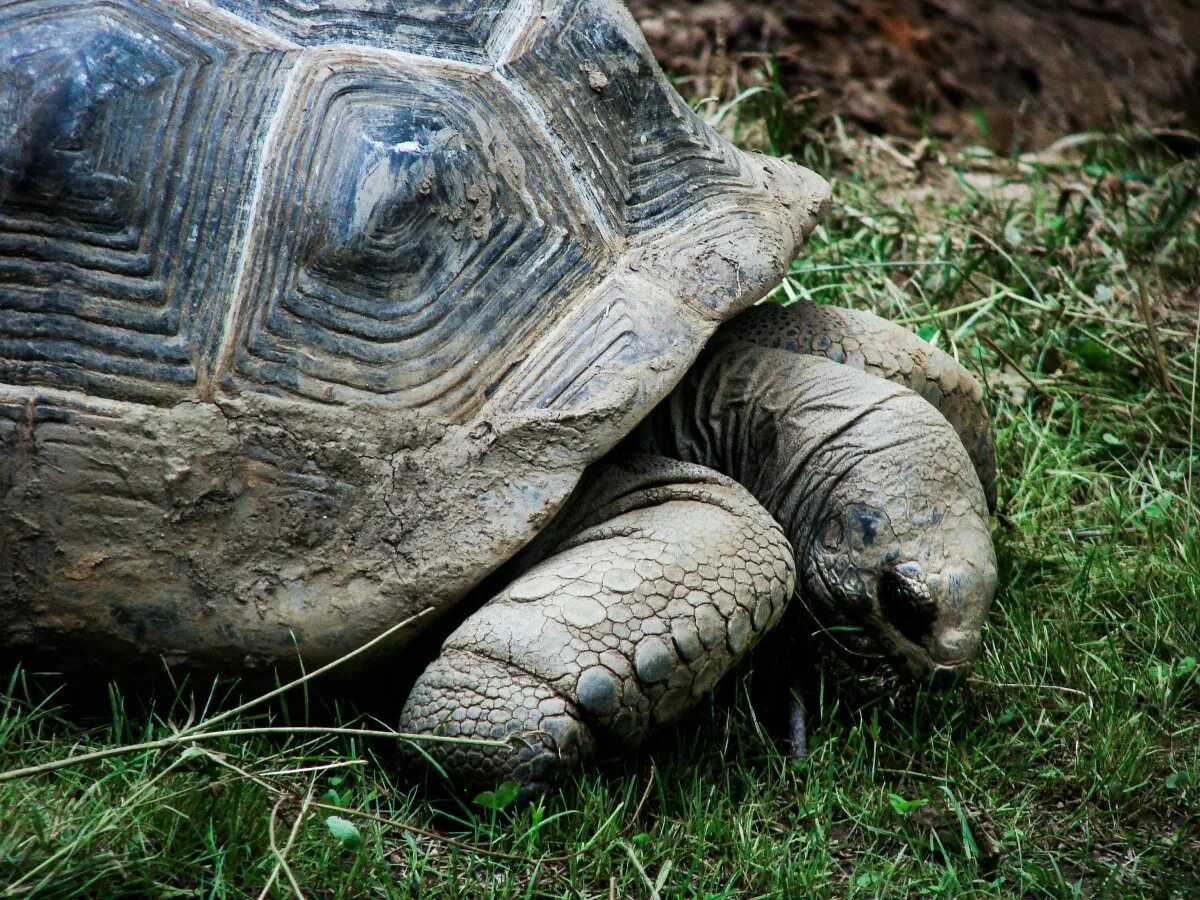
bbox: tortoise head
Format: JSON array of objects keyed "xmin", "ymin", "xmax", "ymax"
[{"xmin": 797, "ymin": 394, "xmax": 998, "ymax": 685}]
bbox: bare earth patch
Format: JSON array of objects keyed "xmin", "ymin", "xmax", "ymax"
[{"xmin": 632, "ymin": 0, "xmax": 1200, "ymax": 149}]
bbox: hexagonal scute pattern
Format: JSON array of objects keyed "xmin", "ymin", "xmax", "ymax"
[
  {"xmin": 211, "ymin": 0, "xmax": 530, "ymax": 64},
  {"xmin": 0, "ymin": 1, "xmax": 831, "ymax": 689},
  {"xmin": 0, "ymin": 1, "xmax": 291, "ymax": 403},
  {"xmin": 217, "ymin": 51, "xmax": 608, "ymax": 414},
  {"xmin": 1, "ymin": 0, "xmax": 818, "ymax": 416},
  {"xmin": 503, "ymin": 0, "xmax": 756, "ymax": 238}
]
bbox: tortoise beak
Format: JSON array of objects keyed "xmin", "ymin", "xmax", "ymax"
[
  {"xmin": 878, "ymin": 566, "xmax": 998, "ymax": 686},
  {"xmin": 875, "ymin": 557, "xmax": 997, "ymax": 686},
  {"xmin": 882, "ymin": 629, "xmax": 976, "ymax": 687},
  {"xmin": 930, "ymin": 663, "xmax": 970, "ymax": 690}
]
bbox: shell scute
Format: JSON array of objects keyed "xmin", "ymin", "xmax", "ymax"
[
  {"xmin": 0, "ymin": 0, "xmax": 830, "ymax": 669},
  {"xmin": 210, "ymin": 0, "xmax": 528, "ymax": 64},
  {"xmin": 0, "ymin": 0, "xmax": 291, "ymax": 403},
  {"xmin": 218, "ymin": 49, "xmax": 610, "ymax": 418},
  {"xmin": 504, "ymin": 0, "xmax": 755, "ymax": 238}
]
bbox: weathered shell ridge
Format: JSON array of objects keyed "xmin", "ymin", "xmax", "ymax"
[{"xmin": 0, "ymin": 0, "xmax": 829, "ymax": 670}]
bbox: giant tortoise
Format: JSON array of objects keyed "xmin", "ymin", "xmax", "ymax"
[{"xmin": 0, "ymin": 0, "xmax": 997, "ymax": 794}]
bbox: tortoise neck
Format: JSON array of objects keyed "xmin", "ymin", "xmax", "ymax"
[{"xmin": 631, "ymin": 339, "xmax": 838, "ymax": 557}]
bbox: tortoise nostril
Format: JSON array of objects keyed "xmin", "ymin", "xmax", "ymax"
[{"xmin": 878, "ymin": 567, "xmax": 936, "ymax": 644}]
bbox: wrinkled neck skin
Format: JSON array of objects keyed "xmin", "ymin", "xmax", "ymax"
[{"xmin": 633, "ymin": 338, "xmax": 997, "ymax": 683}]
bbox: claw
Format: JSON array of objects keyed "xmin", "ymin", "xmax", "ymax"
[{"xmin": 786, "ymin": 691, "xmax": 809, "ymax": 760}]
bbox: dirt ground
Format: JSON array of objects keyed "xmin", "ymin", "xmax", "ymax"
[{"xmin": 632, "ymin": 0, "xmax": 1200, "ymax": 150}]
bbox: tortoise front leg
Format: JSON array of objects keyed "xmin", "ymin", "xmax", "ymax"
[{"xmin": 399, "ymin": 457, "xmax": 795, "ymax": 797}]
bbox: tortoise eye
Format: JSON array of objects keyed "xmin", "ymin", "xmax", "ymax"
[{"xmin": 878, "ymin": 567, "xmax": 936, "ymax": 644}]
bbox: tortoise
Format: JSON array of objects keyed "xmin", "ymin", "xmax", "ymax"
[{"xmin": 0, "ymin": 0, "xmax": 998, "ymax": 795}]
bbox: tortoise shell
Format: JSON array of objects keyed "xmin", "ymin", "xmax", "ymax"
[{"xmin": 0, "ymin": 0, "xmax": 828, "ymax": 670}]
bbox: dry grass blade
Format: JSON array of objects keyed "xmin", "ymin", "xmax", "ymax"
[
  {"xmin": 0, "ymin": 725, "xmax": 507, "ymax": 783},
  {"xmin": 619, "ymin": 840, "xmax": 661, "ymax": 900},
  {"xmin": 977, "ymin": 332, "xmax": 1045, "ymax": 397},
  {"xmin": 1136, "ymin": 277, "xmax": 1186, "ymax": 400},
  {"xmin": 259, "ymin": 780, "xmax": 316, "ymax": 900}
]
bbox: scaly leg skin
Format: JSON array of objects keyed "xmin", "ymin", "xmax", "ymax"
[
  {"xmin": 723, "ymin": 300, "xmax": 997, "ymax": 509},
  {"xmin": 400, "ymin": 457, "xmax": 795, "ymax": 798},
  {"xmin": 634, "ymin": 341, "xmax": 997, "ymax": 682},
  {"xmin": 716, "ymin": 303, "xmax": 999, "ymax": 745},
  {"xmin": 633, "ymin": 339, "xmax": 997, "ymax": 758}
]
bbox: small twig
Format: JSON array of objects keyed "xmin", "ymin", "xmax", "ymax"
[
  {"xmin": 907, "ymin": 137, "xmax": 932, "ymax": 168},
  {"xmin": 977, "ymin": 333, "xmax": 1046, "ymax": 397},
  {"xmin": 967, "ymin": 677, "xmax": 1093, "ymax": 711},
  {"xmin": 261, "ymin": 780, "xmax": 315, "ymax": 900},
  {"xmin": 872, "ymin": 135, "xmax": 918, "ymax": 171},
  {"xmin": 175, "ymin": 608, "xmax": 434, "ymax": 738},
  {"xmin": 629, "ymin": 768, "xmax": 655, "ymax": 824},
  {"xmin": 263, "ymin": 798, "xmax": 288, "ymax": 900},
  {"xmin": 1136, "ymin": 277, "xmax": 1186, "ymax": 399},
  {"xmin": 281, "ymin": 785, "xmax": 316, "ymax": 899},
  {"xmin": 0, "ymin": 725, "xmax": 506, "ymax": 783},
  {"xmin": 259, "ymin": 759, "xmax": 365, "ymax": 779},
  {"xmin": 1054, "ymin": 527, "xmax": 1143, "ymax": 542},
  {"xmin": 1187, "ymin": 292, "xmax": 1200, "ymax": 525}
]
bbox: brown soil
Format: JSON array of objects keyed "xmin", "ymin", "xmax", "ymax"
[{"xmin": 632, "ymin": 0, "xmax": 1200, "ymax": 150}]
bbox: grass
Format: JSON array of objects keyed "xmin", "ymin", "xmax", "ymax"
[{"xmin": 2, "ymin": 102, "xmax": 1199, "ymax": 896}]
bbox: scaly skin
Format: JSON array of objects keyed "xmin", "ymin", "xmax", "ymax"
[
  {"xmin": 401, "ymin": 314, "xmax": 999, "ymax": 795},
  {"xmin": 400, "ymin": 457, "xmax": 795, "ymax": 797},
  {"xmin": 634, "ymin": 339, "xmax": 997, "ymax": 682},
  {"xmin": 725, "ymin": 301, "xmax": 997, "ymax": 509}
]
